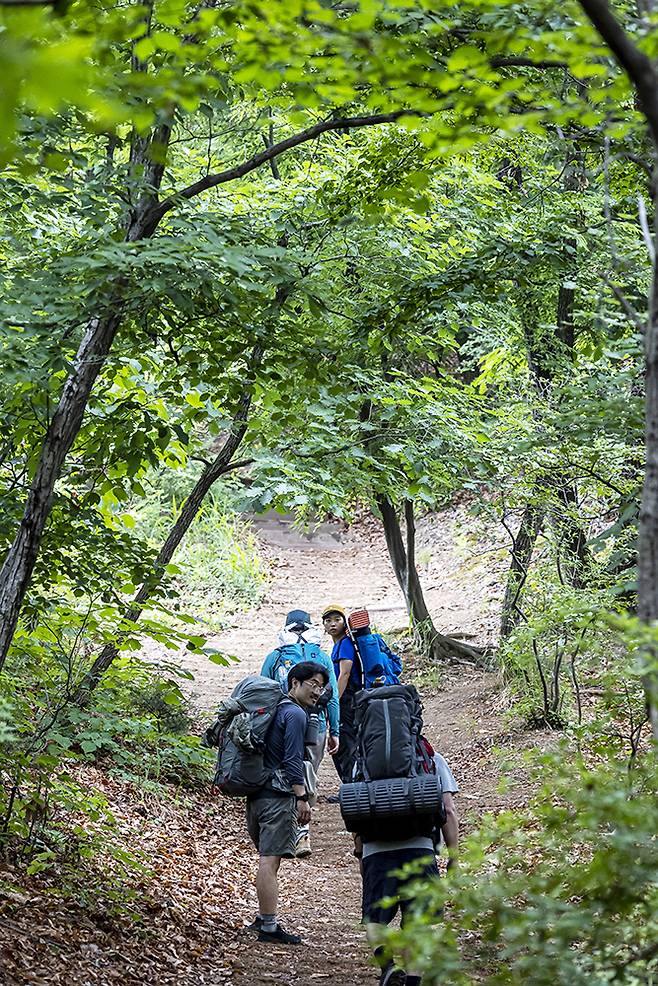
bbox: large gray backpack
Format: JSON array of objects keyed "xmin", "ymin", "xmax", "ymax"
[{"xmin": 207, "ymin": 675, "xmax": 290, "ymax": 797}]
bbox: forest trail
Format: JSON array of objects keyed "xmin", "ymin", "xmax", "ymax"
[
  {"xmin": 0, "ymin": 509, "xmax": 545, "ymax": 986},
  {"xmin": 179, "ymin": 506, "xmax": 503, "ymax": 709},
  {"xmin": 173, "ymin": 510, "xmax": 536, "ymax": 986}
]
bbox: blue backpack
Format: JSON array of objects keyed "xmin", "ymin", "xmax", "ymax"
[
  {"xmin": 352, "ymin": 633, "xmax": 402, "ymax": 690},
  {"xmin": 269, "ymin": 640, "xmax": 324, "ymax": 694}
]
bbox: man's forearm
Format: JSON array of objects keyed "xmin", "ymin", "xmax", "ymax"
[
  {"xmin": 442, "ymin": 795, "xmax": 459, "ymax": 857},
  {"xmin": 442, "ymin": 813, "xmax": 459, "ymax": 852}
]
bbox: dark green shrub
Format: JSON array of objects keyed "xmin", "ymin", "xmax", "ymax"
[{"xmin": 389, "ymin": 751, "xmax": 658, "ymax": 985}]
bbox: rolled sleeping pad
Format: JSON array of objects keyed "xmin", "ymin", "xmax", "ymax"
[
  {"xmin": 348, "ymin": 608, "xmax": 371, "ymax": 632},
  {"xmin": 339, "ymin": 774, "xmax": 444, "ymax": 831}
]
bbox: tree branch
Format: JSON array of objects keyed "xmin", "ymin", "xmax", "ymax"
[
  {"xmin": 638, "ymin": 192, "xmax": 656, "ymax": 262},
  {"xmin": 578, "ymin": 0, "xmax": 658, "ymax": 147},
  {"xmin": 490, "ymin": 56, "xmax": 567, "ymax": 69},
  {"xmin": 145, "ymin": 110, "xmax": 426, "ymax": 228}
]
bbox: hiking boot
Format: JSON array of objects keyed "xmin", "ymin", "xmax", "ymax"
[
  {"xmin": 257, "ymin": 923, "xmax": 302, "ymax": 945},
  {"xmin": 246, "ymin": 916, "xmax": 263, "ymax": 931},
  {"xmin": 379, "ymin": 963, "xmax": 406, "ymax": 986},
  {"xmin": 326, "ymin": 794, "xmax": 340, "ymax": 804},
  {"xmin": 295, "ymin": 833, "xmax": 312, "ymax": 858}
]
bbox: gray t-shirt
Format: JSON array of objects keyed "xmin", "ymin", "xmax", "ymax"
[{"xmin": 362, "ymin": 754, "xmax": 458, "ymax": 859}]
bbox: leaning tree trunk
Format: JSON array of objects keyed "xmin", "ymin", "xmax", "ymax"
[
  {"xmin": 500, "ymin": 502, "xmax": 545, "ymax": 638},
  {"xmin": 403, "ymin": 498, "xmax": 432, "ymax": 625},
  {"xmin": 377, "ymin": 495, "xmax": 484, "ymax": 663},
  {"xmin": 74, "ymin": 395, "xmax": 254, "ymax": 702},
  {"xmin": 0, "ymin": 307, "xmax": 125, "ymax": 668}
]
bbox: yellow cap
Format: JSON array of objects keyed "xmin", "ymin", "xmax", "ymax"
[{"xmin": 321, "ymin": 603, "xmax": 347, "ymax": 620}]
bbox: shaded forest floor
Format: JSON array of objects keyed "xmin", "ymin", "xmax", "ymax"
[{"xmin": 1, "ymin": 509, "xmax": 551, "ymax": 986}]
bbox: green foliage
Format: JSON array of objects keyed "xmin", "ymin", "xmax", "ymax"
[
  {"xmin": 0, "ymin": 695, "xmax": 14, "ymax": 744},
  {"xmin": 499, "ymin": 574, "xmax": 627, "ymax": 729},
  {"xmin": 0, "ymin": 630, "xmax": 212, "ymax": 871},
  {"xmin": 0, "ymin": 735, "xmax": 145, "ymax": 887},
  {"xmin": 89, "ymin": 658, "xmax": 213, "ymax": 786},
  {"xmin": 133, "ymin": 470, "xmax": 267, "ymax": 626},
  {"xmin": 390, "ymin": 752, "xmax": 658, "ymax": 986}
]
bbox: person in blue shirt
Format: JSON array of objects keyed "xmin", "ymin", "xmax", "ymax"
[
  {"xmin": 322, "ymin": 603, "xmax": 362, "ymax": 783},
  {"xmin": 261, "ymin": 609, "xmax": 339, "ymax": 857}
]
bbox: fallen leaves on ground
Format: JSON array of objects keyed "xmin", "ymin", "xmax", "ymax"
[{"xmin": 1, "ymin": 768, "xmax": 257, "ymax": 986}]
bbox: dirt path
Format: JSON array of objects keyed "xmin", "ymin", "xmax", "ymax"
[
  {"xmin": 166, "ymin": 511, "xmax": 533, "ymax": 986},
  {"xmin": 175, "ymin": 508, "xmax": 503, "ymax": 710}
]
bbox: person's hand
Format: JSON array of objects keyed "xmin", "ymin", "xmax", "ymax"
[
  {"xmin": 327, "ymin": 734, "xmax": 339, "ymax": 756},
  {"xmin": 297, "ymin": 800, "xmax": 312, "ymax": 825}
]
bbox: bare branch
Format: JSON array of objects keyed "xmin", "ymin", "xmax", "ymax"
[
  {"xmin": 638, "ymin": 192, "xmax": 656, "ymax": 262},
  {"xmin": 490, "ymin": 56, "xmax": 568, "ymax": 69}
]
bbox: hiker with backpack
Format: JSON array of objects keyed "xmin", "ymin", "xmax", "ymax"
[
  {"xmin": 323, "ymin": 603, "xmax": 404, "ymax": 783},
  {"xmin": 247, "ymin": 660, "xmax": 329, "ymax": 945},
  {"xmin": 261, "ymin": 609, "xmax": 339, "ymax": 857},
  {"xmin": 206, "ymin": 660, "xmax": 329, "ymax": 945},
  {"xmin": 261, "ymin": 609, "xmax": 340, "ymax": 766},
  {"xmin": 361, "ymin": 751, "xmax": 458, "ymax": 986},
  {"xmin": 322, "ymin": 603, "xmax": 361, "ymax": 783},
  {"xmin": 338, "ymin": 684, "xmax": 459, "ymax": 985}
]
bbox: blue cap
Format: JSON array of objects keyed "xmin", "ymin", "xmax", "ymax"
[{"xmin": 285, "ymin": 609, "xmax": 311, "ymax": 627}]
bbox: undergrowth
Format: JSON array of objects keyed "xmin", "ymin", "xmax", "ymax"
[
  {"xmin": 390, "ymin": 749, "xmax": 658, "ymax": 986},
  {"xmin": 134, "ymin": 468, "xmax": 267, "ymax": 628}
]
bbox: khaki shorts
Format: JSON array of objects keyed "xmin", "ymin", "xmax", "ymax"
[{"xmin": 246, "ymin": 793, "xmax": 297, "ymax": 858}]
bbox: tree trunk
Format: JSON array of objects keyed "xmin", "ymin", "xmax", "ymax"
[
  {"xmin": 377, "ymin": 495, "xmax": 484, "ymax": 663},
  {"xmin": 556, "ymin": 481, "xmax": 589, "ymax": 589},
  {"xmin": 404, "ymin": 498, "xmax": 428, "ymax": 623},
  {"xmin": 500, "ymin": 503, "xmax": 544, "ymax": 638},
  {"xmin": 378, "ymin": 494, "xmax": 411, "ymax": 610},
  {"xmin": 74, "ymin": 388, "xmax": 255, "ymax": 702},
  {"xmin": 0, "ymin": 113, "xmax": 173, "ymax": 672},
  {"xmin": 554, "ymin": 264, "xmax": 591, "ymax": 587},
  {"xmin": 0, "ymin": 307, "xmax": 124, "ymax": 668},
  {"xmin": 576, "ymin": 0, "xmax": 658, "ymax": 736},
  {"xmin": 637, "ymin": 189, "xmax": 658, "ymax": 739}
]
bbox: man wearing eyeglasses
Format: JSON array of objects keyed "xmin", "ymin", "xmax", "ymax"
[{"xmin": 246, "ymin": 660, "xmax": 329, "ymax": 945}]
